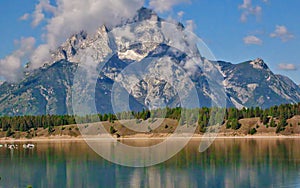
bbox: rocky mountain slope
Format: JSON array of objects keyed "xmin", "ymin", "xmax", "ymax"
[
  {"xmin": 216, "ymin": 58, "xmax": 300, "ymax": 109},
  {"xmin": 0, "ymin": 7, "xmax": 299, "ymax": 116}
]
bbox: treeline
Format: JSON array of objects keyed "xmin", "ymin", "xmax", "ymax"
[
  {"xmin": 1, "ymin": 103, "xmax": 300, "ymax": 134},
  {"xmin": 224, "ymin": 103, "xmax": 300, "ymax": 133}
]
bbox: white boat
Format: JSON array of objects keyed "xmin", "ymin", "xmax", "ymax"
[
  {"xmin": 0, "ymin": 144, "xmax": 3, "ymax": 148},
  {"xmin": 8, "ymin": 144, "xmax": 17, "ymax": 149},
  {"xmin": 23, "ymin": 144, "xmax": 35, "ymax": 149}
]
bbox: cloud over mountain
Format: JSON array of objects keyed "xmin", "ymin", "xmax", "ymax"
[
  {"xmin": 243, "ymin": 35, "xmax": 262, "ymax": 45},
  {"xmin": 0, "ymin": 37, "xmax": 35, "ymax": 81},
  {"xmin": 270, "ymin": 25, "xmax": 294, "ymax": 42},
  {"xmin": 149, "ymin": 0, "xmax": 190, "ymax": 13},
  {"xmin": 278, "ymin": 63, "xmax": 297, "ymax": 71},
  {"xmin": 29, "ymin": 0, "xmax": 144, "ymax": 69}
]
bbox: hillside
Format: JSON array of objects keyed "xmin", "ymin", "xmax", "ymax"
[
  {"xmin": 1, "ymin": 102, "xmax": 300, "ymax": 139},
  {"xmin": 1, "ymin": 115, "xmax": 300, "ymax": 140}
]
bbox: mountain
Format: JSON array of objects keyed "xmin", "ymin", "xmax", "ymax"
[
  {"xmin": 0, "ymin": 7, "xmax": 299, "ymax": 116},
  {"xmin": 0, "ymin": 61, "xmax": 76, "ymax": 115},
  {"xmin": 216, "ymin": 58, "xmax": 300, "ymax": 109}
]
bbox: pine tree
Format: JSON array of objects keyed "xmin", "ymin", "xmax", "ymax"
[
  {"xmin": 6, "ymin": 128, "xmax": 13, "ymax": 137},
  {"xmin": 261, "ymin": 112, "xmax": 269, "ymax": 125},
  {"xmin": 279, "ymin": 117, "xmax": 287, "ymax": 127},
  {"xmin": 270, "ymin": 118, "xmax": 276, "ymax": 127},
  {"xmin": 231, "ymin": 119, "xmax": 241, "ymax": 130}
]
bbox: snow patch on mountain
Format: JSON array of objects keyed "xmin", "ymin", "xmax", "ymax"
[
  {"xmin": 250, "ymin": 58, "xmax": 269, "ymax": 70},
  {"xmin": 247, "ymin": 83, "xmax": 258, "ymax": 91},
  {"xmin": 118, "ymin": 50, "xmax": 147, "ymax": 61},
  {"xmin": 230, "ymin": 97, "xmax": 244, "ymax": 110}
]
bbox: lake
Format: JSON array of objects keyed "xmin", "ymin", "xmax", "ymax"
[{"xmin": 1, "ymin": 138, "xmax": 300, "ymax": 188}]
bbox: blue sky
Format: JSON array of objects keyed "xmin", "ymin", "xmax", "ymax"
[{"xmin": 0, "ymin": 0, "xmax": 299, "ymax": 83}]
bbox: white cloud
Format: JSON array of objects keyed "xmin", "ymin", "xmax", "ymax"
[
  {"xmin": 30, "ymin": 44, "xmax": 52, "ymax": 68},
  {"xmin": 185, "ymin": 20, "xmax": 196, "ymax": 31},
  {"xmin": 3, "ymin": 0, "xmax": 195, "ymax": 79},
  {"xmin": 239, "ymin": 0, "xmax": 262, "ymax": 22},
  {"xmin": 0, "ymin": 37, "xmax": 36, "ymax": 81},
  {"xmin": 19, "ymin": 13, "xmax": 30, "ymax": 21},
  {"xmin": 278, "ymin": 63, "xmax": 297, "ymax": 71},
  {"xmin": 239, "ymin": 0, "xmax": 252, "ymax": 9},
  {"xmin": 243, "ymin": 35, "xmax": 262, "ymax": 45},
  {"xmin": 149, "ymin": 0, "xmax": 190, "ymax": 13},
  {"xmin": 32, "ymin": 0, "xmax": 56, "ymax": 27},
  {"xmin": 29, "ymin": 0, "xmax": 145, "ymax": 69},
  {"xmin": 270, "ymin": 25, "xmax": 294, "ymax": 42},
  {"xmin": 177, "ymin": 11, "xmax": 185, "ymax": 19}
]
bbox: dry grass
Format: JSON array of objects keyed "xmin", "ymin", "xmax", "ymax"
[{"xmin": 1, "ymin": 116, "xmax": 300, "ymax": 139}]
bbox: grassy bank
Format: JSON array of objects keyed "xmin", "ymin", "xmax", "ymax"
[{"xmin": 1, "ymin": 115, "xmax": 300, "ymax": 140}]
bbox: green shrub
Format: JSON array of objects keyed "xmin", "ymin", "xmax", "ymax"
[
  {"xmin": 6, "ymin": 128, "xmax": 14, "ymax": 137},
  {"xmin": 226, "ymin": 121, "xmax": 231, "ymax": 129},
  {"xmin": 48, "ymin": 126, "xmax": 54, "ymax": 134},
  {"xmin": 276, "ymin": 124, "xmax": 285, "ymax": 133},
  {"xmin": 249, "ymin": 128, "xmax": 257, "ymax": 135},
  {"xmin": 269, "ymin": 118, "xmax": 276, "ymax": 127},
  {"xmin": 226, "ymin": 119, "xmax": 241, "ymax": 130},
  {"xmin": 110, "ymin": 126, "xmax": 117, "ymax": 134}
]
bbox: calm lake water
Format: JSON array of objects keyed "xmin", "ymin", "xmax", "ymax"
[{"xmin": 1, "ymin": 138, "xmax": 300, "ymax": 188}]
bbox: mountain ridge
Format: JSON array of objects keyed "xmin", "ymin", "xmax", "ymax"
[{"xmin": 0, "ymin": 7, "xmax": 299, "ymax": 116}]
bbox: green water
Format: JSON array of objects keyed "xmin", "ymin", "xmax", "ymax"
[{"xmin": 0, "ymin": 138, "xmax": 300, "ymax": 188}]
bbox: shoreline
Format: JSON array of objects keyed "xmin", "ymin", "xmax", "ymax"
[{"xmin": 1, "ymin": 134, "xmax": 300, "ymax": 142}]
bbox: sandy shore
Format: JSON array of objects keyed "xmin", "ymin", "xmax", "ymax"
[{"xmin": 1, "ymin": 134, "xmax": 300, "ymax": 142}]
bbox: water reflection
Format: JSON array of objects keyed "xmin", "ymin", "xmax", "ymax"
[{"xmin": 0, "ymin": 139, "xmax": 300, "ymax": 187}]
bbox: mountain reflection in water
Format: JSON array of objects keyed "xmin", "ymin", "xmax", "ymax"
[{"xmin": 0, "ymin": 138, "xmax": 300, "ymax": 188}]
